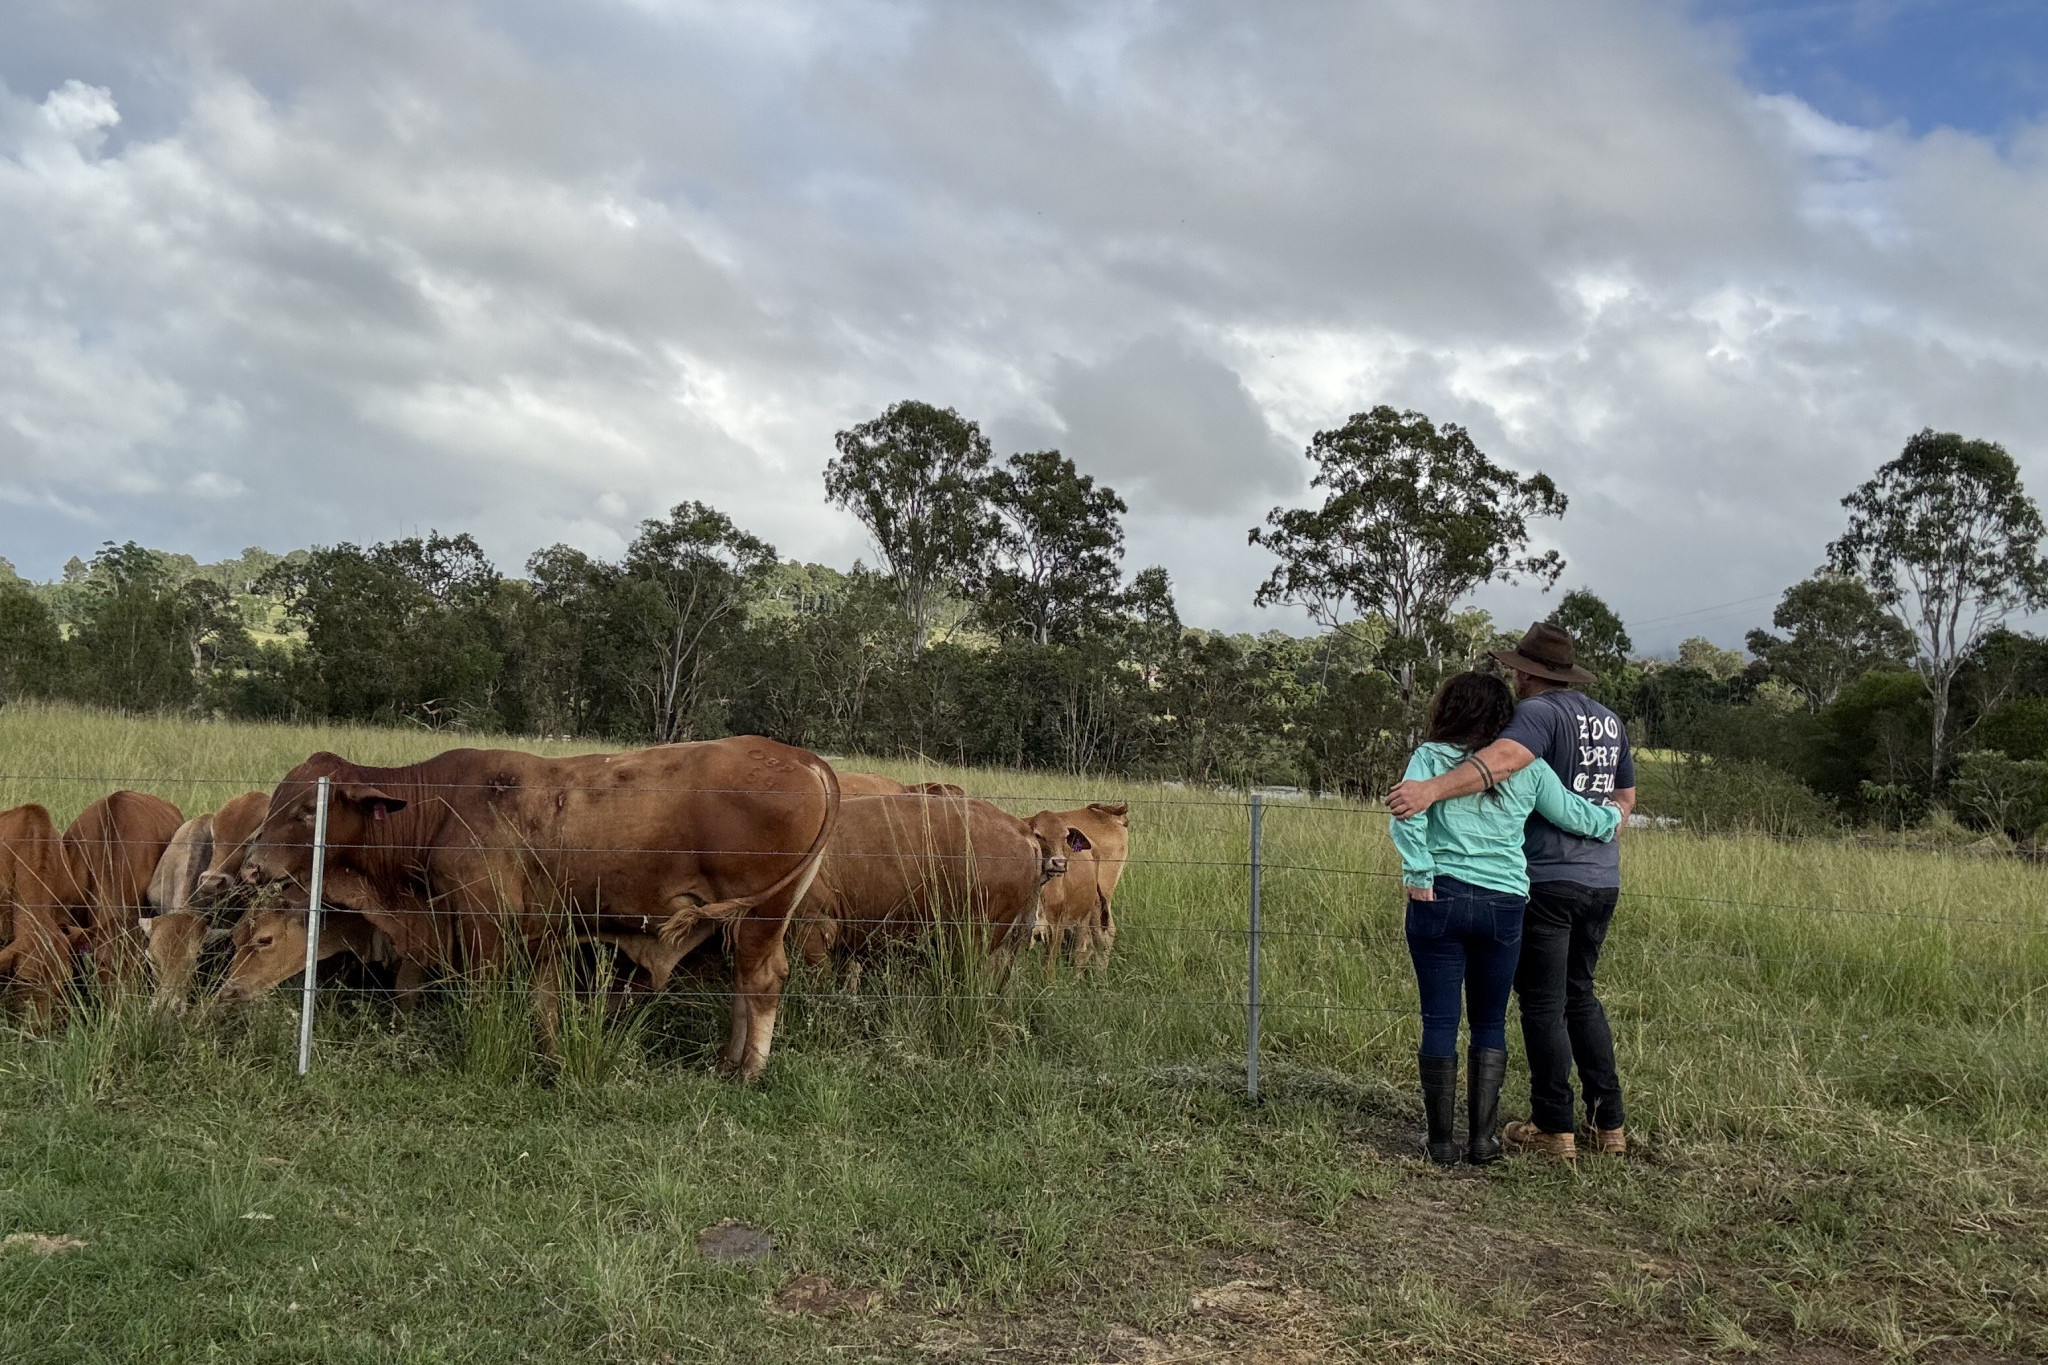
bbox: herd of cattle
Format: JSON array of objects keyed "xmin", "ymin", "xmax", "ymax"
[{"xmin": 0, "ymin": 736, "xmax": 1131, "ymax": 1079}]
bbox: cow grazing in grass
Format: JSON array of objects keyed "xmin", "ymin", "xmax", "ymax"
[
  {"xmin": 792, "ymin": 782, "xmax": 1067, "ymax": 989},
  {"xmin": 240, "ymin": 739, "xmax": 838, "ymax": 1081},
  {"xmin": 66, "ymin": 791, "xmax": 185, "ymax": 984},
  {"xmin": 190, "ymin": 790, "xmax": 273, "ymax": 901},
  {"xmin": 0, "ymin": 803, "xmax": 89, "ymax": 1021},
  {"xmin": 217, "ymin": 902, "xmax": 415, "ymax": 1005},
  {"xmin": 216, "ymin": 905, "xmax": 690, "ymax": 1014},
  {"xmin": 1027, "ymin": 803, "xmax": 1131, "ymax": 970},
  {"xmin": 143, "ymin": 791, "xmax": 270, "ymax": 1015},
  {"xmin": 142, "ymin": 813, "xmax": 213, "ymax": 1012},
  {"xmin": 0, "ymin": 791, "xmax": 182, "ymax": 1018}
]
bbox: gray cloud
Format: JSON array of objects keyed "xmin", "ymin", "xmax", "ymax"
[
  {"xmin": 1044, "ymin": 335, "xmax": 1295, "ymax": 514},
  {"xmin": 0, "ymin": 0, "xmax": 2044, "ymax": 651}
]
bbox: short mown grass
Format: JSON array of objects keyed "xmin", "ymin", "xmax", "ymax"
[{"xmin": 1, "ymin": 702, "xmax": 2043, "ymax": 1362}]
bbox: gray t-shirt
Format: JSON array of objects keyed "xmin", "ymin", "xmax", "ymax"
[{"xmin": 1499, "ymin": 689, "xmax": 1635, "ymax": 888}]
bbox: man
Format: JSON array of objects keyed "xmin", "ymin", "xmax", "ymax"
[{"xmin": 1386, "ymin": 621, "xmax": 1636, "ymax": 1161}]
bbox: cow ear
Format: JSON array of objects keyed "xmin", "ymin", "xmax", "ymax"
[
  {"xmin": 1089, "ymin": 802, "xmax": 1129, "ymax": 821},
  {"xmin": 336, "ymin": 783, "xmax": 408, "ymax": 815},
  {"xmin": 1065, "ymin": 827, "xmax": 1093, "ymax": 853}
]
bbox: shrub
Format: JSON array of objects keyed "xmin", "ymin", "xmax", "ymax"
[
  {"xmin": 1803, "ymin": 669, "xmax": 1931, "ymax": 813},
  {"xmin": 1973, "ymin": 697, "xmax": 2048, "ymax": 762},
  {"xmin": 0, "ymin": 579, "xmax": 63, "ymax": 703},
  {"xmin": 1650, "ymin": 756, "xmax": 1840, "ymax": 837},
  {"xmin": 1949, "ymin": 751, "xmax": 2048, "ymax": 840}
]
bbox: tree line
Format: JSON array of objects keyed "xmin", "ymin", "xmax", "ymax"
[{"xmin": 1, "ymin": 405, "xmax": 2044, "ymax": 836}]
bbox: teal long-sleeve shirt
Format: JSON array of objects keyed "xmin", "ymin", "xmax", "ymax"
[{"xmin": 1388, "ymin": 742, "xmax": 1621, "ymax": 897}]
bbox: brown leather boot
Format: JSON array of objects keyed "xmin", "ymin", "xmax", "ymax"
[
  {"xmin": 1502, "ymin": 1120, "xmax": 1576, "ymax": 1160},
  {"xmin": 1580, "ymin": 1125, "xmax": 1626, "ymax": 1156}
]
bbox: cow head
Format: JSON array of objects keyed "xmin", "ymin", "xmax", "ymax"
[
  {"xmin": 1020, "ymin": 816, "xmax": 1079, "ymax": 886},
  {"xmin": 218, "ymin": 905, "xmax": 391, "ymax": 1002},
  {"xmin": 243, "ymin": 764, "xmax": 408, "ymax": 891},
  {"xmin": 217, "ymin": 909, "xmax": 307, "ymax": 1001},
  {"xmin": 193, "ymin": 790, "xmax": 273, "ymax": 902},
  {"xmin": 1027, "ymin": 804, "xmax": 1132, "ymax": 911}
]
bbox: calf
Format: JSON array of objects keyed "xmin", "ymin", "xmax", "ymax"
[
  {"xmin": 65, "ymin": 790, "xmax": 184, "ymax": 985},
  {"xmin": 218, "ymin": 902, "xmax": 419, "ymax": 1005},
  {"xmin": 1027, "ymin": 803, "xmax": 1131, "ymax": 970},
  {"xmin": 793, "ymin": 784, "xmax": 1067, "ymax": 990},
  {"xmin": 144, "ymin": 791, "xmax": 269, "ymax": 1015},
  {"xmin": 0, "ymin": 804, "xmax": 87, "ymax": 1022}
]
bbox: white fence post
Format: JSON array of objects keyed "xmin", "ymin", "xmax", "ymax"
[
  {"xmin": 296, "ymin": 775, "xmax": 331, "ymax": 1077},
  {"xmin": 1246, "ymin": 792, "xmax": 1264, "ymax": 1102}
]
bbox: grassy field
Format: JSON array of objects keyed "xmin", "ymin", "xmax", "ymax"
[{"xmin": 1, "ymin": 703, "xmax": 2044, "ymax": 1363}]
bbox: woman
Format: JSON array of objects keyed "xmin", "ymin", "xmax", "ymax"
[{"xmin": 1388, "ymin": 671, "xmax": 1620, "ymax": 1166}]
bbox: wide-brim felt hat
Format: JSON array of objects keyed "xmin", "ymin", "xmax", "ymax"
[{"xmin": 1490, "ymin": 620, "xmax": 1598, "ymax": 686}]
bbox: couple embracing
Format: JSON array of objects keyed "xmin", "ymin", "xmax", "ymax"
[{"xmin": 1385, "ymin": 622, "xmax": 1635, "ymax": 1166}]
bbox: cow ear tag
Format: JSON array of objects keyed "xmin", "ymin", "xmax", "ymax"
[{"xmin": 1066, "ymin": 828, "xmax": 1092, "ymax": 852}]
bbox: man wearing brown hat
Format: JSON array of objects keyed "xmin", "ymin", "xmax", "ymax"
[{"xmin": 1386, "ymin": 621, "xmax": 1636, "ymax": 1160}]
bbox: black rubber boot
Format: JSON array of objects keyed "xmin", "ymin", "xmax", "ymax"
[
  {"xmin": 1467, "ymin": 1046, "xmax": 1507, "ymax": 1165},
  {"xmin": 1418, "ymin": 1052, "xmax": 1460, "ymax": 1166}
]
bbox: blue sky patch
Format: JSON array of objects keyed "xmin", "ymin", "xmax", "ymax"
[{"xmin": 1698, "ymin": 0, "xmax": 2048, "ymax": 136}]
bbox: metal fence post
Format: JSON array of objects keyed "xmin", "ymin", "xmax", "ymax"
[
  {"xmin": 296, "ymin": 775, "xmax": 331, "ymax": 1077},
  {"xmin": 1246, "ymin": 792, "xmax": 1263, "ymax": 1102}
]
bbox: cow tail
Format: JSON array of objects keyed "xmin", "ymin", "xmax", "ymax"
[{"xmin": 659, "ymin": 756, "xmax": 841, "ymax": 944}]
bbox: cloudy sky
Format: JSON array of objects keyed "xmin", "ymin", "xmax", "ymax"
[{"xmin": 3, "ymin": 1, "xmax": 2046, "ymax": 651}]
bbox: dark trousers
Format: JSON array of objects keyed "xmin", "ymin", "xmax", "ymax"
[
  {"xmin": 1406, "ymin": 876, "xmax": 1525, "ymax": 1057},
  {"xmin": 1516, "ymin": 880, "xmax": 1625, "ymax": 1133}
]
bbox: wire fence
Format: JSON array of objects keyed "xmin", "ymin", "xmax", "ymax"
[{"xmin": 3, "ymin": 774, "xmax": 2043, "ymax": 1091}]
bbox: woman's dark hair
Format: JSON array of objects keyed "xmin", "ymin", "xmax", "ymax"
[{"xmin": 1425, "ymin": 671, "xmax": 1515, "ymax": 752}]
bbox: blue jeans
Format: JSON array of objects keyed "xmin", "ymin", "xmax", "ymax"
[{"xmin": 1406, "ymin": 876, "xmax": 1527, "ymax": 1057}]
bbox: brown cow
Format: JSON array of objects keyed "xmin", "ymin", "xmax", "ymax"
[
  {"xmin": 217, "ymin": 906, "xmax": 679, "ymax": 1011},
  {"xmin": 241, "ymin": 739, "xmax": 838, "ymax": 1081},
  {"xmin": 1027, "ymin": 803, "xmax": 1131, "ymax": 970},
  {"xmin": 145, "ymin": 791, "xmax": 269, "ymax": 1015},
  {"xmin": 218, "ymin": 902, "xmax": 418, "ymax": 1005},
  {"xmin": 65, "ymin": 791, "xmax": 183, "ymax": 986},
  {"xmin": 0, "ymin": 803, "xmax": 88, "ymax": 1021},
  {"xmin": 793, "ymin": 785, "xmax": 1066, "ymax": 990},
  {"xmin": 192, "ymin": 790, "xmax": 271, "ymax": 901},
  {"xmin": 142, "ymin": 813, "xmax": 213, "ymax": 1014}
]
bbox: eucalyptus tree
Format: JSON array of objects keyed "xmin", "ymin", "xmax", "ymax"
[
  {"xmin": 620, "ymin": 502, "xmax": 777, "ymax": 744},
  {"xmin": 1548, "ymin": 589, "xmax": 1633, "ymax": 673},
  {"xmin": 1828, "ymin": 429, "xmax": 2048, "ymax": 783},
  {"xmin": 825, "ymin": 400, "xmax": 999, "ymax": 648},
  {"xmin": 980, "ymin": 448, "xmax": 1127, "ymax": 645},
  {"xmin": 1250, "ymin": 405, "xmax": 1566, "ymax": 700},
  {"xmin": 1744, "ymin": 574, "xmax": 1912, "ymax": 711}
]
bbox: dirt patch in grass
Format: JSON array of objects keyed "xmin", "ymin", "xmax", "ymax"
[
  {"xmin": 1, "ymin": 1232, "xmax": 88, "ymax": 1256},
  {"xmin": 773, "ymin": 1273, "xmax": 885, "ymax": 1318}
]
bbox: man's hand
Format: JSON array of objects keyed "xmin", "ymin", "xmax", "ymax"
[
  {"xmin": 1405, "ymin": 885, "xmax": 1435, "ymax": 901},
  {"xmin": 1386, "ymin": 777, "xmax": 1440, "ymax": 820}
]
